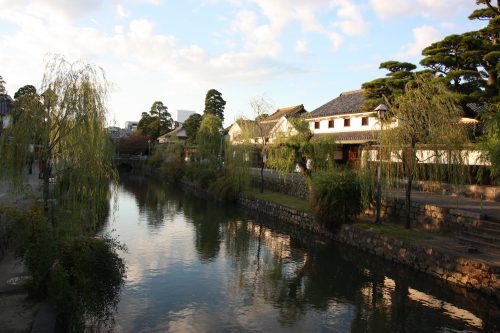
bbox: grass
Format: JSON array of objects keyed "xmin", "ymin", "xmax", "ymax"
[
  {"xmin": 244, "ymin": 188, "xmax": 311, "ymax": 212},
  {"xmin": 354, "ymin": 222, "xmax": 434, "ymax": 242}
]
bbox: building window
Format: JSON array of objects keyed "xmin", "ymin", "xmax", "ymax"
[
  {"xmin": 328, "ymin": 120, "xmax": 334, "ymax": 128},
  {"xmin": 361, "ymin": 117, "xmax": 368, "ymax": 126},
  {"xmin": 314, "ymin": 121, "xmax": 320, "ymax": 129},
  {"xmin": 344, "ymin": 118, "xmax": 350, "ymax": 127}
]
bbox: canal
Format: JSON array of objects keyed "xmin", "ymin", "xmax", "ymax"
[{"xmin": 103, "ymin": 174, "xmax": 500, "ymax": 332}]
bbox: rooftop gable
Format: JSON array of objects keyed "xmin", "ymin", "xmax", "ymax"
[
  {"xmin": 307, "ymin": 90, "xmax": 365, "ymax": 119},
  {"xmin": 261, "ymin": 104, "xmax": 306, "ymax": 123}
]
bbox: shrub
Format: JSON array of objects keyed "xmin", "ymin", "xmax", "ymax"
[
  {"xmin": 310, "ymin": 168, "xmax": 361, "ymax": 229},
  {"xmin": 184, "ymin": 161, "xmax": 218, "ymax": 187},
  {"xmin": 49, "ymin": 235, "xmax": 126, "ymax": 330},
  {"xmin": 209, "ymin": 167, "xmax": 249, "ymax": 202}
]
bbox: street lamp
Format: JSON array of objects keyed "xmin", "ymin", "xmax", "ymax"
[{"xmin": 374, "ymin": 103, "xmax": 388, "ymax": 224}]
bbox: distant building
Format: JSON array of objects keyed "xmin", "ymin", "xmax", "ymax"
[
  {"xmin": 0, "ymin": 94, "xmax": 13, "ymax": 134},
  {"xmin": 124, "ymin": 121, "xmax": 139, "ymax": 131},
  {"xmin": 176, "ymin": 110, "xmax": 196, "ymax": 123},
  {"xmin": 107, "ymin": 126, "xmax": 132, "ymax": 143},
  {"xmin": 227, "ymin": 104, "xmax": 306, "ymax": 144}
]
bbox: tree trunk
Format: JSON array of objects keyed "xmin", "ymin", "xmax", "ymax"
[{"xmin": 260, "ymin": 162, "xmax": 264, "ymax": 193}]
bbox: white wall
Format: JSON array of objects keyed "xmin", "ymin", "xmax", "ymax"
[{"xmin": 307, "ymin": 112, "xmax": 379, "ymax": 134}]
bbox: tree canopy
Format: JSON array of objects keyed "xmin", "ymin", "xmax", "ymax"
[
  {"xmin": 204, "ymin": 89, "xmax": 226, "ymax": 122},
  {"xmin": 183, "ymin": 113, "xmax": 202, "ymax": 145},
  {"xmin": 361, "ymin": 61, "xmax": 417, "ymax": 112},
  {"xmin": 196, "ymin": 113, "xmax": 223, "ymax": 160},
  {"xmin": 0, "ymin": 75, "xmax": 6, "ymax": 94},
  {"xmin": 381, "ymin": 75, "xmax": 469, "ymax": 228},
  {"xmin": 0, "ymin": 56, "xmax": 116, "ymax": 230},
  {"xmin": 137, "ymin": 101, "xmax": 173, "ymax": 141}
]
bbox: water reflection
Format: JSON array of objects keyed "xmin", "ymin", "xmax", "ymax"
[{"xmin": 106, "ymin": 173, "xmax": 500, "ymax": 332}]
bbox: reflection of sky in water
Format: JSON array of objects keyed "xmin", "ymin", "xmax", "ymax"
[{"xmin": 103, "ymin": 177, "xmax": 497, "ymax": 333}]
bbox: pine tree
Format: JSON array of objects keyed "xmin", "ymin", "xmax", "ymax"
[{"xmin": 204, "ymin": 89, "xmax": 226, "ymax": 122}]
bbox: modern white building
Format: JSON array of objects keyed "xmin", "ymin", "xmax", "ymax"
[
  {"xmin": 124, "ymin": 121, "xmax": 139, "ymax": 131},
  {"xmin": 176, "ymin": 110, "xmax": 196, "ymax": 123}
]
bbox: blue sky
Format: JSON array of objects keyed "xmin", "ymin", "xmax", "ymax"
[{"xmin": 0, "ymin": 0, "xmax": 484, "ymax": 127}]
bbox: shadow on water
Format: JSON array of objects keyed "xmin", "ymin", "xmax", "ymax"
[{"xmin": 111, "ymin": 172, "xmax": 500, "ymax": 332}]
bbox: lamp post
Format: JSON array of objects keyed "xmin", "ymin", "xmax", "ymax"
[{"xmin": 374, "ymin": 103, "xmax": 388, "ymax": 224}]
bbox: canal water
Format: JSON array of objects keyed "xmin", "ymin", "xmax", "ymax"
[{"xmin": 103, "ymin": 174, "xmax": 500, "ymax": 332}]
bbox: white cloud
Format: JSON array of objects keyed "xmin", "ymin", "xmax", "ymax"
[
  {"xmin": 295, "ymin": 40, "xmax": 308, "ymax": 54},
  {"xmin": 116, "ymin": 4, "xmax": 131, "ymax": 19},
  {"xmin": 370, "ymin": 0, "xmax": 476, "ymax": 20},
  {"xmin": 331, "ymin": 0, "xmax": 367, "ymax": 36},
  {"xmin": 395, "ymin": 25, "xmax": 441, "ymax": 58}
]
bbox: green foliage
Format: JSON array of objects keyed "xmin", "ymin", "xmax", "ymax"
[
  {"xmin": 479, "ymin": 103, "xmax": 500, "ymax": 180},
  {"xmin": 137, "ymin": 101, "xmax": 173, "ymax": 140},
  {"xmin": 183, "ymin": 113, "xmax": 202, "ymax": 144},
  {"xmin": 197, "ymin": 113, "xmax": 223, "ymax": 161},
  {"xmin": 204, "ymin": 89, "xmax": 226, "ymax": 122},
  {"xmin": 1, "ymin": 56, "xmax": 117, "ymax": 231},
  {"xmin": 184, "ymin": 161, "xmax": 218, "ymax": 187},
  {"xmin": 310, "ymin": 168, "xmax": 361, "ymax": 229},
  {"xmin": 148, "ymin": 141, "xmax": 186, "ymax": 182},
  {"xmin": 6, "ymin": 204, "xmax": 125, "ymax": 330},
  {"xmin": 0, "ymin": 75, "xmax": 6, "ymax": 94},
  {"xmin": 361, "ymin": 61, "xmax": 417, "ymax": 112},
  {"xmin": 382, "ymin": 75, "xmax": 469, "ymax": 228},
  {"xmin": 49, "ymin": 236, "xmax": 125, "ymax": 330},
  {"xmin": 266, "ymin": 118, "xmax": 335, "ymax": 178},
  {"xmin": 244, "ymin": 189, "xmax": 310, "ymax": 212}
]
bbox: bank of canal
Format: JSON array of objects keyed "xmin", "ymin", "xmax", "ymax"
[{"xmin": 105, "ymin": 174, "xmax": 499, "ymax": 332}]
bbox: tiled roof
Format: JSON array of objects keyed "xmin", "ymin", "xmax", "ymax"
[
  {"xmin": 312, "ymin": 131, "xmax": 379, "ymax": 143},
  {"xmin": 236, "ymin": 119, "xmax": 277, "ymax": 137},
  {"xmin": 307, "ymin": 90, "xmax": 365, "ymax": 118},
  {"xmin": 262, "ymin": 104, "xmax": 305, "ymax": 122}
]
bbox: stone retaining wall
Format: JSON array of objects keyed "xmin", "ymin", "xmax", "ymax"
[
  {"xmin": 179, "ymin": 177, "xmax": 499, "ymax": 299},
  {"xmin": 249, "ymin": 168, "xmax": 308, "ymax": 199},
  {"xmin": 336, "ymin": 224, "xmax": 500, "ymax": 299},
  {"xmin": 375, "ymin": 199, "xmax": 486, "ymax": 232}
]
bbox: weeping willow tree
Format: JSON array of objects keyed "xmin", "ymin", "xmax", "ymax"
[
  {"xmin": 265, "ymin": 118, "xmax": 335, "ymax": 181},
  {"xmin": 380, "ymin": 74, "xmax": 470, "ymax": 229},
  {"xmin": 0, "ymin": 56, "xmax": 116, "ymax": 233}
]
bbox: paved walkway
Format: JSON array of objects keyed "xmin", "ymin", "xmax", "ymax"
[
  {"xmin": 391, "ymin": 189, "xmax": 500, "ymax": 221},
  {"xmin": 0, "ymin": 164, "xmax": 45, "ymax": 333}
]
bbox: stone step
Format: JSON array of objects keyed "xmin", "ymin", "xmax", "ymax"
[
  {"xmin": 477, "ymin": 227, "xmax": 500, "ymax": 237},
  {"xmin": 457, "ymin": 235, "xmax": 500, "ymax": 252}
]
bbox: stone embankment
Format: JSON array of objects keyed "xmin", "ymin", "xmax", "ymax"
[
  {"xmin": 337, "ymin": 224, "xmax": 500, "ymax": 299},
  {"xmin": 180, "ymin": 178, "xmax": 500, "ymax": 299}
]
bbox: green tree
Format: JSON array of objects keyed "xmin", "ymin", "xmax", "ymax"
[
  {"xmin": 204, "ymin": 89, "xmax": 226, "ymax": 122},
  {"xmin": 0, "ymin": 56, "xmax": 116, "ymax": 229},
  {"xmin": 361, "ymin": 61, "xmax": 417, "ymax": 112},
  {"xmin": 196, "ymin": 113, "xmax": 223, "ymax": 160},
  {"xmin": 183, "ymin": 113, "xmax": 202, "ymax": 144},
  {"xmin": 137, "ymin": 101, "xmax": 173, "ymax": 140},
  {"xmin": 0, "ymin": 75, "xmax": 7, "ymax": 94},
  {"xmin": 380, "ymin": 75, "xmax": 469, "ymax": 229}
]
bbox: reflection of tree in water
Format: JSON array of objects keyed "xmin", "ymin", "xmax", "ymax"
[
  {"xmin": 119, "ymin": 173, "xmax": 181, "ymax": 227},
  {"xmin": 222, "ymin": 218, "xmax": 495, "ymax": 331}
]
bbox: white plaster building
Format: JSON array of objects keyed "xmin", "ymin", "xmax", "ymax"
[{"xmin": 227, "ymin": 104, "xmax": 306, "ymax": 144}]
